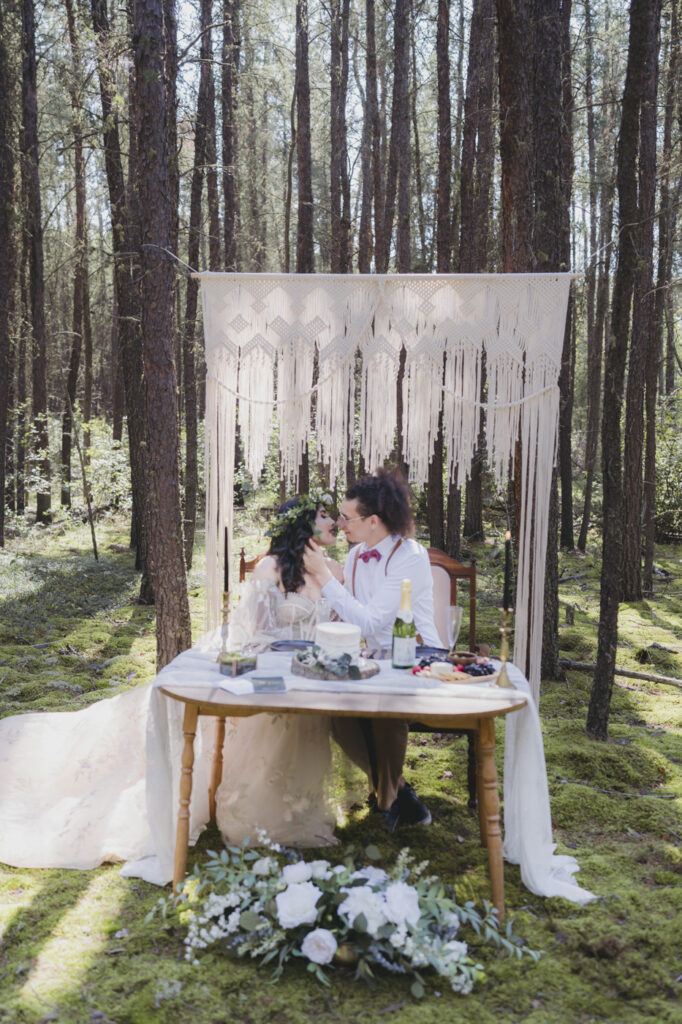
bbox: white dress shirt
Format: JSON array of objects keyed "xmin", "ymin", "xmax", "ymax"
[{"xmin": 321, "ymin": 533, "xmax": 442, "ymax": 649}]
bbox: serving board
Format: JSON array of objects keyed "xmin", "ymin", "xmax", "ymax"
[{"xmin": 290, "ymin": 656, "xmax": 381, "ymax": 681}]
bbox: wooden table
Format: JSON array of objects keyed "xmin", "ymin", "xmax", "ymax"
[{"xmin": 159, "ymin": 678, "xmax": 527, "ymax": 917}]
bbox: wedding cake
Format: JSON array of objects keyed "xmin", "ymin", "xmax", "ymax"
[{"xmin": 314, "ymin": 621, "xmax": 361, "ymax": 660}]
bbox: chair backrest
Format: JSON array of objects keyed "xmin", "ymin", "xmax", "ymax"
[
  {"xmin": 427, "ymin": 547, "xmax": 476, "ymax": 651},
  {"xmin": 239, "ymin": 548, "xmax": 265, "ymax": 582}
]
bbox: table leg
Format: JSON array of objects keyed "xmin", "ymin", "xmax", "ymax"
[
  {"xmin": 475, "ymin": 727, "xmax": 486, "ymax": 846},
  {"xmin": 173, "ymin": 702, "xmax": 199, "ymax": 894},
  {"xmin": 477, "ymin": 717, "xmax": 504, "ymax": 919},
  {"xmin": 208, "ymin": 717, "xmax": 226, "ymax": 823}
]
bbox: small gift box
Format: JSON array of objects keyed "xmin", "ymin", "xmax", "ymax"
[{"xmin": 219, "ymin": 652, "xmax": 258, "ymax": 677}]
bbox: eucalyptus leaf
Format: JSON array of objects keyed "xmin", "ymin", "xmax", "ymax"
[
  {"xmin": 239, "ymin": 910, "xmax": 263, "ymax": 932},
  {"xmin": 364, "ymin": 844, "xmax": 381, "ymax": 861}
]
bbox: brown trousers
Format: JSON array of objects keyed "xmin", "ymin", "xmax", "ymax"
[{"xmin": 331, "ymin": 717, "xmax": 408, "ymax": 810}]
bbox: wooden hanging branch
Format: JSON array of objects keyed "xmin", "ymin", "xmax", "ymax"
[{"xmin": 559, "ymin": 658, "xmax": 682, "ymax": 690}]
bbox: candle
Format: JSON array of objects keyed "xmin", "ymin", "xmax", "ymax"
[
  {"xmin": 503, "ymin": 530, "xmax": 512, "ymax": 610},
  {"xmin": 224, "ymin": 525, "xmax": 230, "ymax": 594}
]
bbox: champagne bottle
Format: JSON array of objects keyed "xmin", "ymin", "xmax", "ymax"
[{"xmin": 392, "ymin": 579, "xmax": 417, "ymax": 668}]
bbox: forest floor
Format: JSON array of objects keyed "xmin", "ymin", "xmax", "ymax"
[{"xmin": 0, "ymin": 506, "xmax": 680, "ymax": 1024}]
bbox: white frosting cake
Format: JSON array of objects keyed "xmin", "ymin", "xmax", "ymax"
[{"xmin": 315, "ymin": 621, "xmax": 361, "ymax": 660}]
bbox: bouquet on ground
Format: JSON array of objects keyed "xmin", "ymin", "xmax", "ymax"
[{"xmin": 154, "ymin": 832, "xmax": 540, "ymax": 997}]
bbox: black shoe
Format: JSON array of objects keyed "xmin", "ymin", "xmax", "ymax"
[
  {"xmin": 397, "ymin": 783, "xmax": 432, "ymax": 826},
  {"xmin": 382, "ymin": 795, "xmax": 401, "ymax": 832}
]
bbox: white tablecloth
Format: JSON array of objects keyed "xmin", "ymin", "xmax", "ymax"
[{"xmin": 122, "ymin": 637, "xmax": 595, "ymax": 905}]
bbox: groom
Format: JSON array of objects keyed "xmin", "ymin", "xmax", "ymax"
[{"xmin": 304, "ymin": 469, "xmax": 441, "ymax": 830}]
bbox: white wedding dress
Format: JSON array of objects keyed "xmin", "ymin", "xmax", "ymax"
[{"xmin": 0, "ymin": 580, "xmax": 337, "ymax": 884}]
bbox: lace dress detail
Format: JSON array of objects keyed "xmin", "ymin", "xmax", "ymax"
[
  {"xmin": 0, "ymin": 582, "xmax": 338, "ymax": 880},
  {"xmin": 215, "ymin": 581, "xmax": 337, "ymax": 847}
]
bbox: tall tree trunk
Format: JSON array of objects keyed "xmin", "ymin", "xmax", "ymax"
[
  {"xmin": 91, "ymin": 0, "xmax": 152, "ymax": 599},
  {"xmin": 461, "ymin": 0, "xmax": 494, "ymax": 542},
  {"xmin": 0, "ymin": 5, "xmax": 17, "ymax": 546},
  {"xmin": 61, "ymin": 0, "xmax": 86, "ymax": 508},
  {"xmin": 21, "ymin": 0, "xmax": 50, "ymax": 524},
  {"xmin": 426, "ymin": 0, "xmax": 450, "ymax": 550},
  {"xmin": 643, "ymin": 0, "xmax": 675, "ymax": 590},
  {"xmin": 531, "ymin": 0, "xmax": 573, "ymax": 681},
  {"xmin": 357, "ymin": 0, "xmax": 375, "ymax": 273},
  {"xmin": 621, "ymin": 0, "xmax": 661, "ymax": 602},
  {"xmin": 587, "ymin": 0, "xmax": 661, "ymax": 740},
  {"xmin": 132, "ymin": 0, "xmax": 191, "ymax": 666},
  {"xmin": 182, "ymin": 0, "xmax": 214, "ymax": 568},
  {"xmin": 296, "ymin": 0, "xmax": 314, "ymax": 274},
  {"xmin": 330, "ymin": 0, "xmax": 351, "ymax": 273},
  {"xmin": 378, "ymin": 0, "xmax": 409, "ymax": 273},
  {"xmin": 222, "ymin": 0, "xmax": 239, "ymax": 270}
]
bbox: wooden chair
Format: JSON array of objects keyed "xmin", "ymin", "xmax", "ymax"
[
  {"xmin": 239, "ymin": 548, "xmax": 265, "ymax": 582},
  {"xmin": 409, "ymin": 548, "xmax": 478, "ymax": 808}
]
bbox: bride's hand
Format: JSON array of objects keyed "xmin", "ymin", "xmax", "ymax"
[{"xmin": 303, "ymin": 540, "xmax": 334, "ymax": 585}]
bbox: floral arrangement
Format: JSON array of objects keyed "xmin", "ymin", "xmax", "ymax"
[
  {"xmin": 294, "ymin": 645, "xmax": 362, "ymax": 678},
  {"xmin": 267, "ymin": 489, "xmax": 335, "ymax": 541},
  {"xmin": 154, "ymin": 833, "xmax": 539, "ymax": 998}
]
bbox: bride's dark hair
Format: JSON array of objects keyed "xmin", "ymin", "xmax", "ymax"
[{"xmin": 267, "ymin": 498, "xmax": 317, "ymax": 594}]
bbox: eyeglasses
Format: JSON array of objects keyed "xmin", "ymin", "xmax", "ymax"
[{"xmin": 337, "ymin": 513, "xmax": 367, "ymax": 524}]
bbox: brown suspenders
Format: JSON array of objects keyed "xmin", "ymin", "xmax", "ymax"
[{"xmin": 351, "ymin": 538, "xmax": 403, "ymax": 597}]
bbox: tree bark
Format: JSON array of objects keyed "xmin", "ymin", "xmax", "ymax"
[
  {"xmin": 90, "ymin": 0, "xmax": 152, "ymax": 599},
  {"xmin": 296, "ymin": 0, "xmax": 314, "ymax": 274},
  {"xmin": 0, "ymin": 5, "xmax": 17, "ymax": 546},
  {"xmin": 182, "ymin": 0, "xmax": 214, "ymax": 569},
  {"xmin": 21, "ymin": 0, "xmax": 50, "ymax": 524},
  {"xmin": 621, "ymin": 0, "xmax": 661, "ymax": 602},
  {"xmin": 222, "ymin": 0, "xmax": 239, "ymax": 271},
  {"xmin": 132, "ymin": 0, "xmax": 191, "ymax": 666},
  {"xmin": 646, "ymin": 0, "xmax": 679, "ymax": 588},
  {"xmin": 587, "ymin": 0, "xmax": 661, "ymax": 740},
  {"xmin": 461, "ymin": 0, "xmax": 494, "ymax": 542},
  {"xmin": 61, "ymin": 0, "xmax": 86, "ymax": 508},
  {"xmin": 330, "ymin": 0, "xmax": 351, "ymax": 273}
]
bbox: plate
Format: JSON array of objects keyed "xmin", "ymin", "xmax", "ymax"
[{"xmin": 269, "ymin": 639, "xmax": 314, "ymax": 652}]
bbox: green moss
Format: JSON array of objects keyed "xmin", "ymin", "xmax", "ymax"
[{"xmin": 0, "ymin": 516, "xmax": 681, "ymax": 1023}]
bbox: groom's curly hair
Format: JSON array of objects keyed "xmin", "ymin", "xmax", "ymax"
[
  {"xmin": 267, "ymin": 498, "xmax": 316, "ymax": 593},
  {"xmin": 346, "ymin": 468, "xmax": 414, "ymax": 537}
]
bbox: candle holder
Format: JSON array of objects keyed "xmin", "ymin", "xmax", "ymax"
[
  {"xmin": 217, "ymin": 590, "xmax": 258, "ymax": 676},
  {"xmin": 491, "ymin": 606, "xmax": 516, "ymax": 689}
]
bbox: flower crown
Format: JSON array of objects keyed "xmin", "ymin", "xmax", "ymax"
[{"xmin": 267, "ymin": 489, "xmax": 336, "ymax": 541}]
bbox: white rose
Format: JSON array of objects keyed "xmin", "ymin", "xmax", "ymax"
[
  {"xmin": 252, "ymin": 857, "xmax": 273, "ymax": 876},
  {"xmin": 309, "ymin": 860, "xmax": 332, "ymax": 880},
  {"xmin": 282, "ymin": 861, "xmax": 313, "ymax": 884},
  {"xmin": 383, "ymin": 881, "xmax": 421, "ymax": 927},
  {"xmin": 275, "ymin": 882, "xmax": 321, "ymax": 929},
  {"xmin": 351, "ymin": 866, "xmax": 388, "ymax": 887},
  {"xmin": 443, "ymin": 939, "xmax": 468, "ymax": 961},
  {"xmin": 338, "ymin": 886, "xmax": 387, "ymax": 938},
  {"xmin": 301, "ymin": 927, "xmax": 338, "ymax": 965}
]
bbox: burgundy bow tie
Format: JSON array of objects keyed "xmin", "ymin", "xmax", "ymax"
[{"xmin": 359, "ymin": 548, "xmax": 381, "ymax": 563}]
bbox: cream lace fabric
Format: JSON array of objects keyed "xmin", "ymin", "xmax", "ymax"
[
  {"xmin": 200, "ymin": 272, "xmax": 572, "ymax": 699},
  {"xmin": 0, "ymin": 584, "xmax": 337, "ymax": 884},
  {"xmin": 215, "ymin": 582, "xmax": 337, "ymax": 847}
]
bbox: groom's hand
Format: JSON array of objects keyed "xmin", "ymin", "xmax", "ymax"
[{"xmin": 303, "ymin": 540, "xmax": 334, "ymax": 586}]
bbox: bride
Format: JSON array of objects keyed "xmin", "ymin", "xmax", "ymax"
[{"xmin": 0, "ymin": 493, "xmax": 344, "ymax": 885}]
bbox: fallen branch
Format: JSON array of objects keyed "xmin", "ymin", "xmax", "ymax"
[
  {"xmin": 553, "ymin": 774, "xmax": 676, "ymax": 800},
  {"xmin": 558, "ymin": 573, "xmax": 587, "ymax": 583},
  {"xmin": 559, "ymin": 659, "xmax": 682, "ymax": 689}
]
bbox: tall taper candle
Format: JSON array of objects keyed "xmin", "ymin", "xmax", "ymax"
[
  {"xmin": 503, "ymin": 530, "xmax": 512, "ymax": 610},
  {"xmin": 224, "ymin": 525, "xmax": 230, "ymax": 593}
]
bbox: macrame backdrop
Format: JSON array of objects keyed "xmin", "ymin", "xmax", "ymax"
[{"xmin": 199, "ymin": 272, "xmax": 572, "ymax": 701}]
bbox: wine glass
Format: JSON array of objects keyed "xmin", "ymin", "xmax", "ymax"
[{"xmin": 446, "ymin": 606, "xmax": 463, "ymax": 653}]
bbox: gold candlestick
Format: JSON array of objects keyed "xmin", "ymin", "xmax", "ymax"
[
  {"xmin": 218, "ymin": 590, "xmax": 231, "ymax": 661},
  {"xmin": 492, "ymin": 606, "xmax": 516, "ymax": 688}
]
